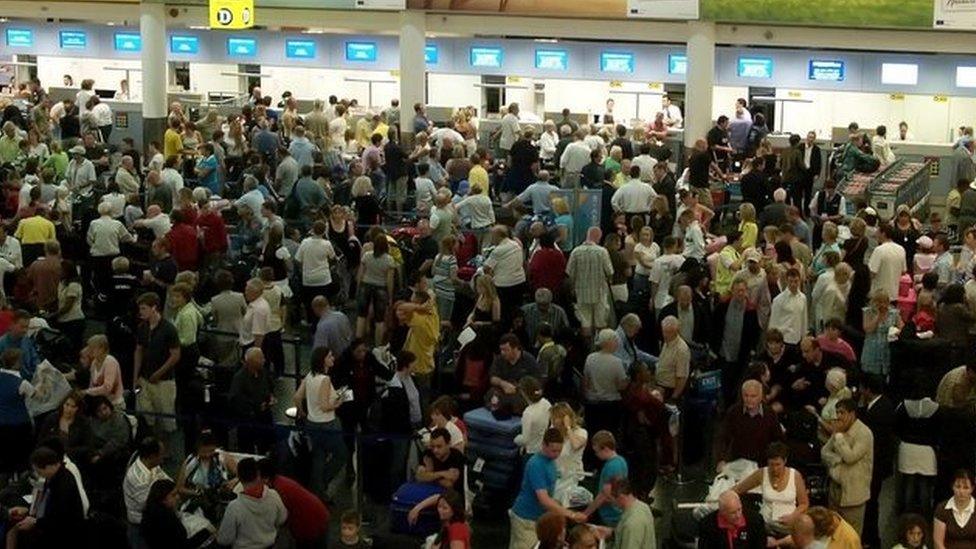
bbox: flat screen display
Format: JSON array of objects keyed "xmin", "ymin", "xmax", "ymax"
[
  {"xmin": 881, "ymin": 62, "xmax": 918, "ymax": 85},
  {"xmin": 425, "ymin": 45, "xmax": 438, "ymax": 65},
  {"xmin": 59, "ymin": 30, "xmax": 87, "ymax": 50},
  {"xmin": 808, "ymin": 60, "xmax": 845, "ymax": 81},
  {"xmin": 227, "ymin": 37, "xmax": 257, "ymax": 57},
  {"xmin": 470, "ymin": 47, "xmax": 503, "ymax": 68},
  {"xmin": 957, "ymin": 66, "xmax": 976, "ymax": 88},
  {"xmin": 600, "ymin": 52, "xmax": 634, "ymax": 73},
  {"xmin": 345, "ymin": 42, "xmax": 377, "ymax": 62},
  {"xmin": 169, "ymin": 35, "xmax": 199, "ymax": 54},
  {"xmin": 668, "ymin": 54, "xmax": 687, "ymax": 75},
  {"xmin": 114, "ymin": 33, "xmax": 142, "ymax": 52},
  {"xmin": 5, "ymin": 29, "xmax": 33, "ymax": 47},
  {"xmin": 737, "ymin": 57, "xmax": 773, "ymax": 78},
  {"xmin": 535, "ymin": 49, "xmax": 568, "ymax": 71},
  {"xmin": 285, "ymin": 40, "xmax": 316, "ymax": 59}
]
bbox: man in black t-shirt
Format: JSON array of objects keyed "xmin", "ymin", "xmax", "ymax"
[
  {"xmin": 416, "ymin": 428, "xmax": 466, "ymax": 493},
  {"xmin": 687, "ymin": 139, "xmax": 718, "ymax": 208},
  {"xmin": 133, "ymin": 292, "xmax": 181, "ymax": 434},
  {"xmin": 706, "ymin": 115, "xmax": 734, "ymax": 172}
]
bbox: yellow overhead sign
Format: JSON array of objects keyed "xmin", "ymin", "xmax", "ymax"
[{"xmin": 210, "ymin": 0, "xmax": 254, "ymax": 29}]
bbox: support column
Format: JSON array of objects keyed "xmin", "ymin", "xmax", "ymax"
[
  {"xmin": 399, "ymin": 10, "xmax": 426, "ymax": 144},
  {"xmin": 140, "ymin": 1, "xmax": 167, "ymax": 151},
  {"xmin": 683, "ymin": 20, "xmax": 715, "ymax": 148}
]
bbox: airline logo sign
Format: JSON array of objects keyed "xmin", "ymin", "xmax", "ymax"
[{"xmin": 210, "ymin": 0, "xmax": 255, "ymax": 30}]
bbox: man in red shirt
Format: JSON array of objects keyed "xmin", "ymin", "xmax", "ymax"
[
  {"xmin": 257, "ymin": 458, "xmax": 329, "ymax": 548},
  {"xmin": 165, "ymin": 209, "xmax": 200, "ymax": 271},
  {"xmin": 196, "ymin": 198, "xmax": 228, "ymax": 271}
]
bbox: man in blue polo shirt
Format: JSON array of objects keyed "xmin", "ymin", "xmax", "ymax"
[
  {"xmin": 509, "ymin": 428, "xmax": 586, "ymax": 549},
  {"xmin": 582, "ymin": 430, "xmax": 629, "ymax": 527}
]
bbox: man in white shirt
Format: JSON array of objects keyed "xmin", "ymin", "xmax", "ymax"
[
  {"xmin": 123, "ymin": 437, "xmax": 171, "ymax": 525},
  {"xmin": 65, "ymin": 145, "xmax": 97, "ymax": 195},
  {"xmin": 679, "ymin": 209, "xmax": 705, "ymax": 260},
  {"xmin": 295, "ymin": 221, "xmax": 337, "ymax": 319},
  {"xmin": 582, "ymin": 125, "xmax": 605, "ymax": 152},
  {"xmin": 769, "ymin": 268, "xmax": 808, "ymax": 345},
  {"xmin": 484, "ymin": 225, "xmax": 527, "ymax": 325},
  {"xmin": 559, "ymin": 131, "xmax": 591, "ymax": 185},
  {"xmin": 88, "ymin": 203, "xmax": 132, "ymax": 253},
  {"xmin": 429, "ymin": 126, "xmax": 464, "ymax": 150},
  {"xmin": 868, "ymin": 224, "xmax": 907, "ymax": 299},
  {"xmin": 160, "ymin": 158, "xmax": 184, "ymax": 196},
  {"xmin": 0, "ymin": 224, "xmax": 22, "ymax": 270},
  {"xmin": 631, "ymin": 144, "xmax": 659, "ymax": 183},
  {"xmin": 115, "ymin": 155, "xmax": 140, "ymax": 195},
  {"xmin": 660, "ymin": 95, "xmax": 683, "ymax": 128},
  {"xmin": 498, "ymin": 103, "xmax": 522, "ymax": 156},
  {"xmin": 611, "ymin": 166, "xmax": 657, "ymax": 215},
  {"xmin": 133, "ymin": 205, "xmax": 172, "ymax": 239},
  {"xmin": 649, "ymin": 236, "xmax": 687, "ymax": 311},
  {"xmin": 538, "ymin": 120, "xmax": 558, "ymax": 163},
  {"xmin": 241, "ymin": 279, "xmax": 271, "ymax": 348}
]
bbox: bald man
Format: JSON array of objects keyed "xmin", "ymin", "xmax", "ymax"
[
  {"xmin": 790, "ymin": 514, "xmax": 818, "ymax": 549},
  {"xmin": 697, "ymin": 491, "xmax": 766, "ymax": 548},
  {"xmin": 229, "ymin": 347, "xmax": 275, "ymax": 454}
]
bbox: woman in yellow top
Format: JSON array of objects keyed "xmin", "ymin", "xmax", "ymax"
[
  {"xmin": 397, "ymin": 289, "xmax": 440, "ymax": 379},
  {"xmin": 738, "ymin": 202, "xmax": 759, "ymax": 249}
]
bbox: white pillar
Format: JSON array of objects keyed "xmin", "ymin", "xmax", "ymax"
[
  {"xmin": 399, "ymin": 10, "xmax": 426, "ymax": 140},
  {"xmin": 684, "ymin": 20, "xmax": 715, "ymax": 148},
  {"xmin": 140, "ymin": 1, "xmax": 167, "ymax": 147}
]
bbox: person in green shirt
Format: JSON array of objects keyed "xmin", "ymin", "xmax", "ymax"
[
  {"xmin": 170, "ymin": 282, "xmax": 203, "ymax": 431},
  {"xmin": 607, "ymin": 478, "xmax": 656, "ymax": 549},
  {"xmin": 0, "ymin": 122, "xmax": 22, "ymax": 164},
  {"xmin": 43, "ymin": 142, "xmax": 69, "ymax": 180}
]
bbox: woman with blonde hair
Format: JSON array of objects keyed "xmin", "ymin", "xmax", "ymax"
[
  {"xmin": 738, "ymin": 202, "xmax": 759, "ymax": 249},
  {"xmin": 550, "ymin": 402, "xmax": 588, "ymax": 505},
  {"xmin": 351, "ymin": 175, "xmax": 382, "ymax": 229},
  {"xmin": 552, "ymin": 196, "xmax": 573, "ymax": 253},
  {"xmin": 465, "ymin": 273, "xmax": 500, "ymax": 329}
]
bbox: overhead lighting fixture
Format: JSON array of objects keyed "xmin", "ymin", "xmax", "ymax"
[
  {"xmin": 534, "ymin": 38, "xmax": 558, "ymax": 43},
  {"xmin": 302, "ymin": 29, "xmax": 327, "ymax": 34},
  {"xmin": 188, "ymin": 25, "xmax": 209, "ymax": 30}
]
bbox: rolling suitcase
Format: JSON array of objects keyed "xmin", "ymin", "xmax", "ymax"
[
  {"xmin": 463, "ymin": 407, "xmax": 522, "ymax": 446},
  {"xmin": 389, "ymin": 482, "xmax": 444, "ymax": 536}
]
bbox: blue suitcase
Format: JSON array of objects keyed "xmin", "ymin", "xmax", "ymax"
[
  {"xmin": 466, "ymin": 438, "xmax": 521, "ymax": 461},
  {"xmin": 463, "ymin": 407, "xmax": 522, "ymax": 445},
  {"xmin": 389, "ymin": 482, "xmax": 444, "ymax": 536}
]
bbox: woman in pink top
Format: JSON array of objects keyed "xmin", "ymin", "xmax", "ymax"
[{"xmin": 82, "ymin": 334, "xmax": 124, "ymax": 407}]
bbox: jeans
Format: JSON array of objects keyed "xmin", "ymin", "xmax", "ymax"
[{"xmin": 307, "ymin": 418, "xmax": 346, "ymax": 501}]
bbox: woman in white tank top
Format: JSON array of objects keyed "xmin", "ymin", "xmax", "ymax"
[
  {"xmin": 731, "ymin": 442, "xmax": 810, "ymax": 539},
  {"xmin": 292, "ymin": 346, "xmax": 347, "ymax": 501}
]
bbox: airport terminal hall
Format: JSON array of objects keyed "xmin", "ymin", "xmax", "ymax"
[{"xmin": 7, "ymin": 0, "xmax": 976, "ymax": 547}]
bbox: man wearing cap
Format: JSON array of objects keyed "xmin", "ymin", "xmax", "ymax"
[
  {"xmin": 583, "ymin": 329, "xmax": 628, "ymax": 453},
  {"xmin": 65, "ymin": 145, "xmax": 96, "ymax": 195}
]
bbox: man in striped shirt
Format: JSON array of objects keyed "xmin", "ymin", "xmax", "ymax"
[{"xmin": 566, "ymin": 227, "xmax": 613, "ymax": 339}]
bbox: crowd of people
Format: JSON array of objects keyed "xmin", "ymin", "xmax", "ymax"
[{"xmin": 0, "ymin": 73, "xmax": 972, "ymax": 549}]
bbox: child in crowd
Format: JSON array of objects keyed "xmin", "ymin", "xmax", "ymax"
[
  {"xmin": 333, "ymin": 510, "xmax": 370, "ymax": 549},
  {"xmin": 913, "ymin": 291, "xmax": 936, "ymax": 335}
]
